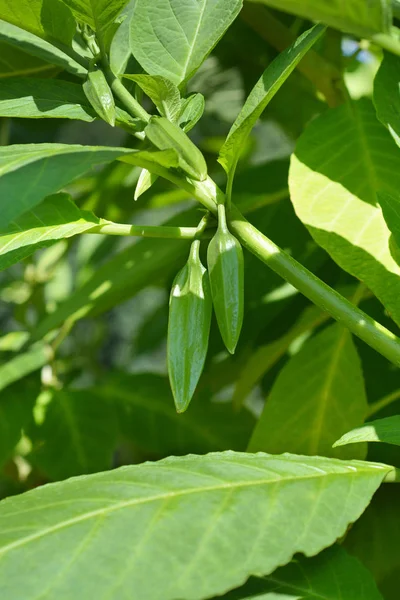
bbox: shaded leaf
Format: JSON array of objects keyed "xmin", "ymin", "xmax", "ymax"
[
  {"xmin": 0, "ymin": 41, "xmax": 57, "ymax": 79},
  {"xmin": 130, "ymin": 0, "xmax": 243, "ymax": 85},
  {"xmin": 345, "ymin": 485, "xmax": 400, "ymax": 600},
  {"xmin": 334, "ymin": 416, "xmax": 400, "ymax": 448},
  {"xmin": 217, "ymin": 546, "xmax": 383, "ymax": 600},
  {"xmin": 29, "ymin": 389, "xmax": 118, "ymax": 480},
  {"xmin": 219, "ymin": 24, "xmax": 324, "ymax": 177},
  {"xmin": 0, "ymin": 143, "xmax": 137, "ymax": 228},
  {"xmin": 250, "ymin": 0, "xmax": 391, "ymax": 37},
  {"xmin": 0, "ymin": 383, "xmax": 36, "ymax": 468},
  {"xmin": 0, "ymin": 193, "xmax": 100, "ymax": 271},
  {"xmin": 0, "ymin": 19, "xmax": 86, "ymax": 77},
  {"xmin": 0, "ymin": 0, "xmax": 76, "ymax": 45},
  {"xmin": 0, "ymin": 78, "xmax": 95, "ymax": 120},
  {"xmin": 0, "ymin": 452, "xmax": 391, "ymax": 600},
  {"xmin": 377, "ymin": 191, "xmax": 400, "ymax": 260},
  {"xmin": 0, "ymin": 343, "xmax": 50, "ymax": 393},
  {"xmin": 248, "ymin": 325, "xmax": 368, "ymax": 459},
  {"xmin": 100, "ymin": 373, "xmax": 255, "ymax": 456},
  {"xmin": 374, "ymin": 51, "xmax": 400, "ymax": 147},
  {"xmin": 289, "ymin": 99, "xmax": 400, "ymax": 327}
]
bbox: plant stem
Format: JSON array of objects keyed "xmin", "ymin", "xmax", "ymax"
[
  {"xmin": 229, "ymin": 210, "xmax": 400, "ymax": 367},
  {"xmin": 368, "ymin": 389, "xmax": 400, "ymax": 417},
  {"xmin": 88, "ymin": 222, "xmax": 213, "ymax": 239},
  {"xmin": 115, "ymin": 164, "xmax": 400, "ymax": 368},
  {"xmin": 101, "ymin": 58, "xmax": 151, "ymax": 123}
]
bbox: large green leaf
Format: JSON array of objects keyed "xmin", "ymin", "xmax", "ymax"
[
  {"xmin": 289, "ymin": 99, "xmax": 400, "ymax": 327},
  {"xmin": 0, "ymin": 19, "xmax": 86, "ymax": 77},
  {"xmin": 29, "ymin": 389, "xmax": 118, "ymax": 480},
  {"xmin": 60, "ymin": 0, "xmax": 127, "ymax": 48},
  {"xmin": 0, "ymin": 143, "xmax": 135, "ymax": 228},
  {"xmin": 0, "ymin": 0, "xmax": 76, "ymax": 45},
  {"xmin": 0, "ymin": 452, "xmax": 391, "ymax": 600},
  {"xmin": 0, "ymin": 42, "xmax": 56, "ymax": 79},
  {"xmin": 248, "ymin": 325, "xmax": 367, "ymax": 459},
  {"xmin": 345, "ymin": 486, "xmax": 400, "ymax": 600},
  {"xmin": 0, "ymin": 193, "xmax": 100, "ymax": 271},
  {"xmin": 219, "ymin": 24, "xmax": 324, "ymax": 177},
  {"xmin": 130, "ymin": 0, "xmax": 243, "ymax": 86},
  {"xmin": 0, "ymin": 78, "xmax": 95, "ymax": 120},
  {"xmin": 334, "ymin": 416, "xmax": 400, "ymax": 448},
  {"xmin": 216, "ymin": 546, "xmax": 383, "ymax": 600},
  {"xmin": 248, "ymin": 0, "xmax": 391, "ymax": 37},
  {"xmin": 96, "ymin": 373, "xmax": 255, "ymax": 456}
]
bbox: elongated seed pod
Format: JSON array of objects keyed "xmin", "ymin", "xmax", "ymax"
[
  {"xmin": 145, "ymin": 116, "xmax": 207, "ymax": 181},
  {"xmin": 207, "ymin": 204, "xmax": 244, "ymax": 354},
  {"xmin": 83, "ymin": 67, "xmax": 116, "ymax": 127},
  {"xmin": 168, "ymin": 240, "xmax": 212, "ymax": 412}
]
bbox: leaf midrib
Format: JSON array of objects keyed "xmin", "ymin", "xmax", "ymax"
[{"xmin": 0, "ymin": 465, "xmax": 385, "ymax": 556}]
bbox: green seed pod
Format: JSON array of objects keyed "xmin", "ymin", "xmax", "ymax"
[
  {"xmin": 207, "ymin": 204, "xmax": 244, "ymax": 354},
  {"xmin": 83, "ymin": 67, "xmax": 116, "ymax": 127},
  {"xmin": 168, "ymin": 240, "xmax": 212, "ymax": 413},
  {"xmin": 145, "ymin": 116, "xmax": 207, "ymax": 181}
]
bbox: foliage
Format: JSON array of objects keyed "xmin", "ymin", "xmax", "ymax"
[{"xmin": 0, "ymin": 1, "xmax": 399, "ymax": 598}]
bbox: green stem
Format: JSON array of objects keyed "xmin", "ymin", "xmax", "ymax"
[
  {"xmin": 88, "ymin": 222, "xmax": 213, "ymax": 240},
  {"xmin": 229, "ymin": 210, "xmax": 400, "ymax": 367},
  {"xmin": 368, "ymin": 388, "xmax": 400, "ymax": 417},
  {"xmin": 115, "ymin": 164, "xmax": 400, "ymax": 368},
  {"xmin": 101, "ymin": 58, "xmax": 151, "ymax": 123}
]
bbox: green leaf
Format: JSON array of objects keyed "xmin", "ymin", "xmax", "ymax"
[
  {"xmin": 0, "ymin": 143, "xmax": 135, "ymax": 228},
  {"xmin": 250, "ymin": 0, "xmax": 391, "ymax": 37},
  {"xmin": 0, "ymin": 383, "xmax": 36, "ymax": 468},
  {"xmin": 0, "ymin": 452, "xmax": 390, "ymax": 600},
  {"xmin": 289, "ymin": 99, "xmax": 400, "ymax": 328},
  {"xmin": 0, "ymin": 41, "xmax": 57, "ymax": 79},
  {"xmin": 374, "ymin": 51, "xmax": 400, "ymax": 148},
  {"xmin": 345, "ymin": 486, "xmax": 400, "ymax": 600},
  {"xmin": 178, "ymin": 92, "xmax": 205, "ymax": 132},
  {"xmin": 124, "ymin": 74, "xmax": 181, "ymax": 121},
  {"xmin": 60, "ymin": 0, "xmax": 128, "ymax": 48},
  {"xmin": 0, "ymin": 19, "xmax": 86, "ymax": 77},
  {"xmin": 248, "ymin": 325, "xmax": 368, "ymax": 459},
  {"xmin": 96, "ymin": 373, "xmax": 255, "ymax": 455},
  {"xmin": 134, "ymin": 168, "xmax": 158, "ymax": 200},
  {"xmin": 0, "ymin": 78, "xmax": 95, "ymax": 120},
  {"xmin": 29, "ymin": 389, "xmax": 118, "ymax": 480},
  {"xmin": 334, "ymin": 416, "xmax": 400, "ymax": 448},
  {"xmin": 0, "ymin": 332, "xmax": 29, "ymax": 352},
  {"xmin": 0, "ymin": 343, "xmax": 50, "ymax": 393},
  {"xmin": 0, "ymin": 0, "xmax": 76, "ymax": 45},
  {"xmin": 376, "ymin": 191, "xmax": 400, "ymax": 263},
  {"xmin": 0, "ymin": 193, "xmax": 100, "ymax": 271},
  {"xmin": 217, "ymin": 546, "xmax": 383, "ymax": 600},
  {"xmin": 130, "ymin": 0, "xmax": 243, "ymax": 86},
  {"xmin": 219, "ymin": 24, "xmax": 325, "ymax": 177},
  {"xmin": 232, "ymin": 304, "xmax": 328, "ymax": 409}
]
